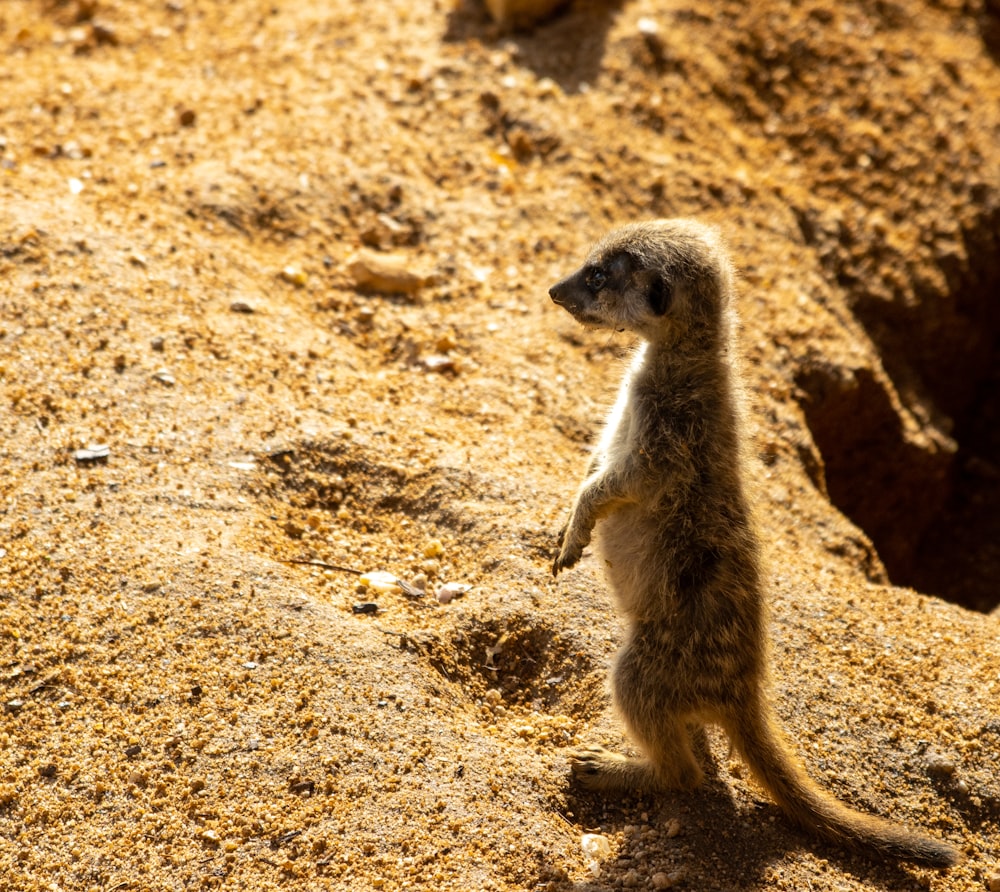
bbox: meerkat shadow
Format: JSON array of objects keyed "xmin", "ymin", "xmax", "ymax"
[
  {"xmin": 560, "ymin": 740, "xmax": 927, "ymax": 891},
  {"xmin": 443, "ymin": 0, "xmax": 627, "ymax": 95}
]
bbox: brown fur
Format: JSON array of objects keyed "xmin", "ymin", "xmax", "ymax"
[{"xmin": 549, "ymin": 219, "xmax": 959, "ymax": 867}]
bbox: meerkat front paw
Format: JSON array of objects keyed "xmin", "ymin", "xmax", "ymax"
[
  {"xmin": 552, "ymin": 521, "xmax": 589, "ymax": 576},
  {"xmin": 552, "ymin": 542, "xmax": 583, "ymax": 576}
]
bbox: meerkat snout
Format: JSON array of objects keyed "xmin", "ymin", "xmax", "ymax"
[{"xmin": 548, "ymin": 270, "xmax": 595, "ymax": 313}]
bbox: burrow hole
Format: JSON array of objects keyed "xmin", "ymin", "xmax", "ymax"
[{"xmin": 796, "ymin": 212, "xmax": 1000, "ymax": 613}]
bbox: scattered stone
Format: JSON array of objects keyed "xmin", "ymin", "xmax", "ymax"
[
  {"xmin": 38, "ymin": 764, "xmax": 57, "ymax": 778},
  {"xmin": 73, "ymin": 443, "xmax": 110, "ymax": 463},
  {"xmin": 178, "ymin": 108, "xmax": 197, "ymax": 127},
  {"xmin": 580, "ymin": 833, "xmax": 611, "ymax": 876},
  {"xmin": 652, "ymin": 869, "xmax": 686, "ymax": 888},
  {"xmin": 665, "ymin": 817, "xmax": 682, "ymax": 838},
  {"xmin": 280, "ymin": 265, "xmax": 308, "ymax": 287},
  {"xmin": 436, "ymin": 582, "xmax": 471, "ymax": 604},
  {"xmin": 352, "ymin": 602, "xmax": 378, "ymax": 615},
  {"xmin": 91, "ymin": 21, "xmax": 118, "ymax": 46},
  {"xmin": 152, "ymin": 369, "xmax": 176, "ymax": 387},
  {"xmin": 924, "ymin": 750, "xmax": 957, "ymax": 778},
  {"xmin": 359, "ymin": 570, "xmax": 400, "ymax": 594},
  {"xmin": 230, "ymin": 299, "xmax": 255, "ymax": 313},
  {"xmin": 346, "ymin": 248, "xmax": 432, "ymax": 295},
  {"xmin": 5, "ymin": 699, "xmax": 24, "ymax": 714},
  {"xmin": 124, "ymin": 744, "xmax": 142, "ymax": 758},
  {"xmin": 421, "ymin": 354, "xmax": 456, "ymax": 373},
  {"xmin": 421, "ymin": 558, "xmax": 440, "ymax": 578}
]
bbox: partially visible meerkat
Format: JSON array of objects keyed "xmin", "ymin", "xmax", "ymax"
[{"xmin": 549, "ymin": 219, "xmax": 960, "ymax": 867}]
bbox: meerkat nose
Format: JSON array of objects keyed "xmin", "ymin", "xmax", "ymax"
[{"xmin": 549, "ymin": 282, "xmax": 568, "ymax": 305}]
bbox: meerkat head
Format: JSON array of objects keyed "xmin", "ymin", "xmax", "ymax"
[{"xmin": 549, "ymin": 219, "xmax": 732, "ymax": 345}]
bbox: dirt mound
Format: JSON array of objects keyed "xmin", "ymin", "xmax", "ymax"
[{"xmin": 2, "ymin": 0, "xmax": 999, "ymax": 889}]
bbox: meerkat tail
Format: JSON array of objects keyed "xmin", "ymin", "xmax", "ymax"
[{"xmin": 724, "ymin": 701, "xmax": 961, "ymax": 867}]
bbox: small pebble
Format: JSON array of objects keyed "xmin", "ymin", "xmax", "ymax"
[
  {"xmin": 987, "ymin": 873, "xmax": 1000, "ymax": 892},
  {"xmin": 352, "ymin": 602, "xmax": 378, "ymax": 615},
  {"xmin": 436, "ymin": 582, "xmax": 471, "ymax": 604},
  {"xmin": 91, "ymin": 21, "xmax": 118, "ymax": 46},
  {"xmin": 422, "ymin": 539, "xmax": 444, "ymax": 558},
  {"xmin": 346, "ymin": 248, "xmax": 431, "ymax": 294},
  {"xmin": 73, "ymin": 444, "xmax": 110, "ymax": 463},
  {"xmin": 421, "ymin": 558, "xmax": 440, "ymax": 577},
  {"xmin": 280, "ymin": 266, "xmax": 307, "ymax": 287},
  {"xmin": 359, "ymin": 571, "xmax": 399, "ymax": 594},
  {"xmin": 580, "ymin": 833, "xmax": 611, "ymax": 877},
  {"xmin": 924, "ymin": 750, "xmax": 957, "ymax": 778},
  {"xmin": 580, "ymin": 832, "xmax": 611, "ymax": 861},
  {"xmin": 229, "ymin": 300, "xmax": 255, "ymax": 313},
  {"xmin": 651, "ymin": 873, "xmax": 672, "ymax": 890},
  {"xmin": 422, "ymin": 354, "xmax": 456, "ymax": 373}
]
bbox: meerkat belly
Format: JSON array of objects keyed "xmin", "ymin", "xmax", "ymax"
[{"xmin": 593, "ymin": 504, "xmax": 674, "ymax": 617}]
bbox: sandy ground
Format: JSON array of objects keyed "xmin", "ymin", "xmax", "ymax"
[{"xmin": 1, "ymin": 0, "xmax": 999, "ymax": 890}]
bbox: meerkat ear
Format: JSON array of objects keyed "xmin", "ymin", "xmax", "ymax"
[{"xmin": 646, "ymin": 272, "xmax": 672, "ymax": 315}]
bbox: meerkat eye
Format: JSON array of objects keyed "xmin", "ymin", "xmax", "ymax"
[{"xmin": 585, "ymin": 268, "xmax": 607, "ymax": 292}]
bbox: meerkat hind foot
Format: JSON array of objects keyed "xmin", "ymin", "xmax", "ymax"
[{"xmin": 570, "ymin": 744, "xmax": 703, "ymax": 794}]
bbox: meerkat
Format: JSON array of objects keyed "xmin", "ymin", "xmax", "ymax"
[{"xmin": 549, "ymin": 219, "xmax": 960, "ymax": 867}]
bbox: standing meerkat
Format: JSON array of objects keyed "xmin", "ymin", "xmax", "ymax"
[{"xmin": 549, "ymin": 219, "xmax": 960, "ymax": 867}]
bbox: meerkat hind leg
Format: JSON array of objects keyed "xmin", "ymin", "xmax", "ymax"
[{"xmin": 571, "ymin": 719, "xmax": 704, "ymax": 794}]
